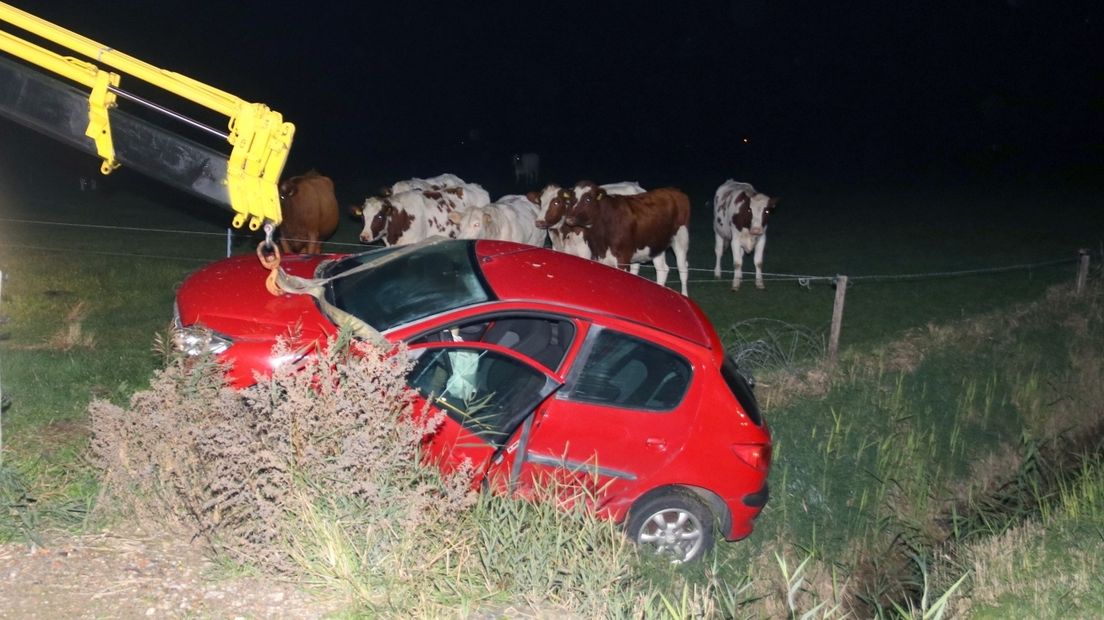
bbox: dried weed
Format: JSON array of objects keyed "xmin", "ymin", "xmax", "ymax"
[{"xmin": 89, "ymin": 336, "xmax": 474, "ymax": 574}]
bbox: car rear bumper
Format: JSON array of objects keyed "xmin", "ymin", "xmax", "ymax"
[{"xmin": 724, "ymin": 482, "xmax": 769, "ymax": 541}]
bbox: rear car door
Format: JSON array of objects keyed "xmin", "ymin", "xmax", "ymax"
[{"xmin": 502, "ymin": 326, "xmax": 698, "ymax": 511}]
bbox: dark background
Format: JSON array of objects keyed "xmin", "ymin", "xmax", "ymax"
[{"xmin": 6, "ymin": 0, "xmax": 1104, "ymax": 205}]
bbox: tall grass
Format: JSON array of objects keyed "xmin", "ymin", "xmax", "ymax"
[{"xmin": 727, "ymin": 276, "xmax": 1104, "ymax": 615}]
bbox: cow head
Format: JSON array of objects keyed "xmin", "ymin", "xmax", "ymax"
[
  {"xmin": 538, "ymin": 188, "xmax": 577, "ymax": 229},
  {"xmin": 278, "ymin": 178, "xmax": 300, "ymax": 203},
  {"xmin": 732, "ymin": 192, "xmax": 778, "ymax": 236},
  {"xmin": 565, "ymin": 188, "xmax": 605, "ymax": 227},
  {"xmin": 358, "ymin": 196, "xmax": 393, "ymax": 243},
  {"xmin": 533, "ymin": 184, "xmax": 561, "ymax": 228},
  {"xmin": 452, "ymin": 207, "xmax": 495, "ymax": 239}
]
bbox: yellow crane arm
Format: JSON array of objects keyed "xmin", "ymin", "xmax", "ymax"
[{"xmin": 0, "ymin": 2, "xmax": 293, "ymax": 229}]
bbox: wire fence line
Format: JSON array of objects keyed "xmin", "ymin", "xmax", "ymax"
[
  {"xmin": 0, "ymin": 217, "xmax": 368, "ymax": 250},
  {"xmin": 0, "ymin": 216, "xmax": 1093, "ymax": 286},
  {"xmin": 0, "ymin": 243, "xmax": 214, "ymax": 263}
]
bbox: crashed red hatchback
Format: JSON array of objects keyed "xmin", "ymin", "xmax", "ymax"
[{"xmin": 173, "ymin": 239, "xmax": 770, "ymax": 562}]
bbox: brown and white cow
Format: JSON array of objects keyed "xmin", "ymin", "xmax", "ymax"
[
  {"xmin": 565, "ymin": 187, "xmax": 691, "ymax": 295},
  {"xmin": 386, "ymin": 173, "xmax": 467, "ymax": 196},
  {"xmin": 712, "ymin": 180, "xmax": 778, "ymax": 290},
  {"xmin": 529, "ymin": 184, "xmax": 578, "ymax": 254},
  {"xmin": 532, "ymin": 181, "xmax": 645, "ymax": 258},
  {"xmin": 277, "ymin": 170, "xmax": 339, "ymax": 254},
  {"xmin": 356, "ymin": 172, "xmax": 492, "ymax": 246},
  {"xmin": 356, "ymin": 188, "xmax": 463, "ymax": 246}
]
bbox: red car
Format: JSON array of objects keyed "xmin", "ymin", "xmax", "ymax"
[{"xmin": 173, "ymin": 239, "xmax": 771, "ymax": 562}]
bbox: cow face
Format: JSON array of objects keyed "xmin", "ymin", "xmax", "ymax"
[
  {"xmin": 453, "ymin": 207, "xmax": 494, "ymax": 239},
  {"xmin": 732, "ymin": 193, "xmax": 777, "ymax": 236},
  {"xmin": 565, "ymin": 188, "xmax": 604, "ymax": 228},
  {"xmin": 278, "ymin": 178, "xmax": 299, "ymax": 202},
  {"xmin": 538, "ymin": 188, "xmax": 576, "ymax": 229},
  {"xmin": 534, "ymin": 184, "xmax": 561, "ymax": 228},
  {"xmin": 358, "ymin": 197, "xmax": 392, "ymax": 243}
]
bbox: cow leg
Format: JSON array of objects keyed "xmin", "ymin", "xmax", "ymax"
[
  {"xmin": 730, "ymin": 238, "xmax": 744, "ymax": 291},
  {"xmin": 280, "ymin": 237, "xmax": 293, "ymax": 255},
  {"xmin": 713, "ymin": 233, "xmax": 724, "ymax": 279},
  {"xmin": 652, "ymin": 252, "xmax": 670, "ymax": 288},
  {"xmin": 753, "ymin": 236, "xmax": 767, "ymax": 290},
  {"xmin": 629, "ymin": 263, "xmax": 641, "ymax": 276},
  {"xmin": 672, "ymin": 226, "xmax": 690, "ymax": 296}
]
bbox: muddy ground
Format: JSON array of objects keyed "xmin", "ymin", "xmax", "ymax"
[{"xmin": 0, "ymin": 526, "xmax": 340, "ymax": 619}]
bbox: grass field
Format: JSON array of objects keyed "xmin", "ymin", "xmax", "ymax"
[{"xmin": 1, "ymin": 156, "xmax": 1103, "ymax": 616}]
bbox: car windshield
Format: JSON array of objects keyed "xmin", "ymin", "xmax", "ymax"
[{"xmin": 323, "ymin": 241, "xmax": 493, "ymax": 332}]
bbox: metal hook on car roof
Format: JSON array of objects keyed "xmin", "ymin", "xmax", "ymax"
[
  {"xmin": 256, "ymin": 233, "xmax": 283, "ymax": 296},
  {"xmin": 263, "ymin": 221, "xmax": 276, "ymax": 249}
]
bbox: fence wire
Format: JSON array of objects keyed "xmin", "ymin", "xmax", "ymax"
[{"xmin": 0, "ymin": 216, "xmax": 1093, "ymax": 285}]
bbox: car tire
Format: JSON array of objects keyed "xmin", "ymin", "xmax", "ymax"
[{"xmin": 626, "ymin": 488, "xmax": 715, "ymax": 563}]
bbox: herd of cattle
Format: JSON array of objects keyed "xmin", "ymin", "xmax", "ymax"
[{"xmin": 276, "ymin": 171, "xmax": 778, "ymax": 296}]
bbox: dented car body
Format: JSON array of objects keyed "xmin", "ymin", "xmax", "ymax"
[{"xmin": 173, "ymin": 239, "xmax": 771, "ymax": 562}]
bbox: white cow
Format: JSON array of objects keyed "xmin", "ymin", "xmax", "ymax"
[
  {"xmin": 357, "ymin": 188, "xmax": 463, "ymax": 246},
  {"xmin": 513, "ymin": 153, "xmax": 539, "ymax": 184},
  {"xmin": 389, "ymin": 173, "xmax": 470, "ymax": 195},
  {"xmin": 449, "ymin": 194, "xmax": 545, "ymax": 246},
  {"xmin": 712, "ymin": 180, "xmax": 778, "ymax": 290},
  {"xmin": 443, "ymin": 182, "xmax": 492, "ymax": 210}
]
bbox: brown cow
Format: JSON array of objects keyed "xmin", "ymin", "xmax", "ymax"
[
  {"xmin": 565, "ymin": 187, "xmax": 691, "ymax": 295},
  {"xmin": 277, "ymin": 170, "xmax": 339, "ymax": 254}
]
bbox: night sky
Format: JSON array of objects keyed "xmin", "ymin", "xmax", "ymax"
[{"xmin": 13, "ymin": 1, "xmax": 1104, "ymax": 196}]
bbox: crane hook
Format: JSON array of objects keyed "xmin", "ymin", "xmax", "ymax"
[{"xmin": 257, "ymin": 222, "xmax": 283, "ymax": 295}]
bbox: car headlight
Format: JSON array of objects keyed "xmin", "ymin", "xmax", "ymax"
[{"xmin": 172, "ymin": 324, "xmax": 233, "ymax": 356}]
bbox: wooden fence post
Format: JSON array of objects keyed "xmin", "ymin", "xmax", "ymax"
[
  {"xmin": 1075, "ymin": 249, "xmax": 1090, "ymax": 296},
  {"xmin": 828, "ymin": 275, "xmax": 848, "ymax": 365}
]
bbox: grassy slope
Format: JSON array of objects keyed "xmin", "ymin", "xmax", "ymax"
[{"xmin": 962, "ymin": 462, "xmax": 1104, "ymax": 618}]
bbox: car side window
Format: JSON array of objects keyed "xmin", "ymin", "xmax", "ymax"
[
  {"xmin": 567, "ymin": 329, "xmax": 691, "ymax": 411},
  {"xmin": 407, "ymin": 347, "xmax": 555, "ymax": 446},
  {"xmin": 410, "ymin": 316, "xmax": 574, "ymax": 372}
]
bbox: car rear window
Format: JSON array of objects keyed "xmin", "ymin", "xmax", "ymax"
[
  {"xmin": 325, "ymin": 242, "xmax": 492, "ymax": 332},
  {"xmin": 721, "ymin": 357, "xmax": 762, "ymax": 426},
  {"xmin": 568, "ymin": 329, "xmax": 690, "ymax": 411}
]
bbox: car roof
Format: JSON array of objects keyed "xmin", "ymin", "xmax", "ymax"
[{"xmin": 472, "ymin": 240, "xmax": 714, "ymax": 348}]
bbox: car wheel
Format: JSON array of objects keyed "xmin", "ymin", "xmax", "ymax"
[{"xmin": 626, "ymin": 489, "xmax": 714, "ymax": 563}]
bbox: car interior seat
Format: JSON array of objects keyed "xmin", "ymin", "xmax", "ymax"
[{"xmin": 484, "ymin": 318, "xmax": 562, "ymax": 369}]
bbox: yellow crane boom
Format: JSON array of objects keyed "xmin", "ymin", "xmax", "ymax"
[{"xmin": 0, "ymin": 2, "xmax": 293, "ymax": 229}]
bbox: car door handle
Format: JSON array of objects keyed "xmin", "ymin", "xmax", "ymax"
[{"xmin": 645, "ymin": 438, "xmax": 667, "ymax": 451}]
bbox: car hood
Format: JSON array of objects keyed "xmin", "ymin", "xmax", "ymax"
[{"xmin": 175, "ymin": 252, "xmax": 338, "ymax": 343}]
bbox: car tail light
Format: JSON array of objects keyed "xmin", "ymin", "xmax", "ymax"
[{"xmin": 732, "ymin": 443, "xmax": 771, "ymax": 473}]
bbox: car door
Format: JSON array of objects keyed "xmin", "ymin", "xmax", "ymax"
[
  {"xmin": 406, "ymin": 341, "xmax": 562, "ymax": 480},
  {"xmin": 501, "ymin": 326, "xmax": 698, "ymax": 511}
]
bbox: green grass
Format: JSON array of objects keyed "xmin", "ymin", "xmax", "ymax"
[{"xmin": 963, "ymin": 461, "xmax": 1104, "ymax": 618}]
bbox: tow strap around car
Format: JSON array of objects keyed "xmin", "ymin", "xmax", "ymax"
[{"xmin": 254, "ymin": 237, "xmax": 452, "ymax": 349}]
